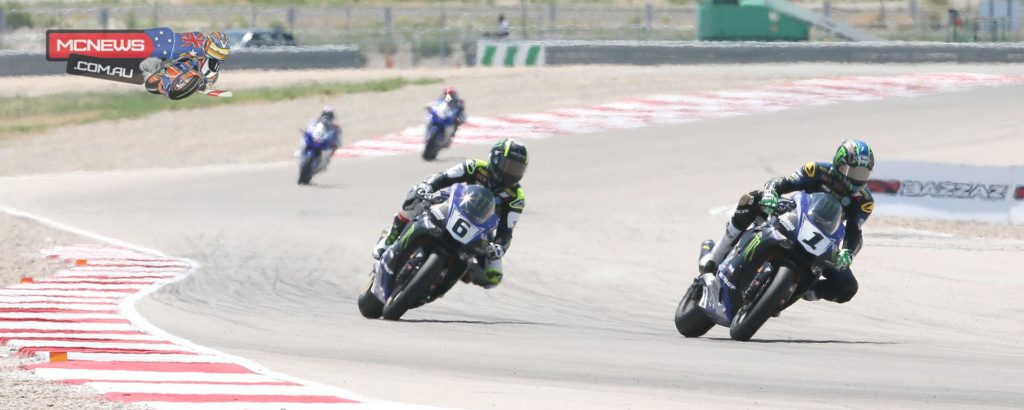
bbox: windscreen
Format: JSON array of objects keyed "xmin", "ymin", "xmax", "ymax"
[
  {"xmin": 805, "ymin": 193, "xmax": 843, "ymax": 234},
  {"xmin": 456, "ymin": 185, "xmax": 496, "ymax": 225}
]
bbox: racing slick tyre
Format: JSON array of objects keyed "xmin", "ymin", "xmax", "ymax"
[
  {"xmin": 422, "ymin": 128, "xmax": 442, "ymax": 161},
  {"xmin": 674, "ymin": 280, "xmax": 715, "ymax": 337},
  {"xmin": 382, "ymin": 253, "xmax": 443, "ymax": 321},
  {"xmin": 357, "ymin": 279, "xmax": 384, "ymax": 319},
  {"xmin": 730, "ymin": 266, "xmax": 795, "ymax": 341},
  {"xmin": 297, "ymin": 154, "xmax": 316, "ymax": 185}
]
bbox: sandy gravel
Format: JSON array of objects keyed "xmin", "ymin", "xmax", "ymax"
[
  {"xmin": 2, "ymin": 64, "xmax": 1023, "ymax": 177},
  {"xmin": 0, "ymin": 213, "xmax": 144, "ymax": 410},
  {"xmin": 0, "ymin": 213, "xmax": 88, "ymax": 287}
]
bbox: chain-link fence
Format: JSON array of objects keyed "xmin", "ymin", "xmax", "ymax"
[{"xmin": 1, "ymin": 1, "xmax": 1020, "ymax": 61}]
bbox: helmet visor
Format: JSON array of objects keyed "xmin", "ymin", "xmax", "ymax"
[
  {"xmin": 496, "ymin": 159, "xmax": 527, "ymax": 185},
  {"xmin": 837, "ymin": 164, "xmax": 872, "ymax": 185}
]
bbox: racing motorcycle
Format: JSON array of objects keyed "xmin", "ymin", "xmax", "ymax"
[
  {"xmin": 144, "ymin": 57, "xmax": 207, "ymax": 100},
  {"xmin": 421, "ymin": 99, "xmax": 458, "ymax": 161},
  {"xmin": 674, "ymin": 192, "xmax": 846, "ymax": 341},
  {"xmin": 358, "ymin": 183, "xmax": 499, "ymax": 320},
  {"xmin": 296, "ymin": 121, "xmax": 337, "ymax": 185}
]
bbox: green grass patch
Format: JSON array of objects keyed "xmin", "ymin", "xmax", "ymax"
[{"xmin": 0, "ymin": 76, "xmax": 441, "ymax": 137}]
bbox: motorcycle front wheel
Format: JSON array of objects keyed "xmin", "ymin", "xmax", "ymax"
[
  {"xmin": 729, "ymin": 266, "xmax": 795, "ymax": 341},
  {"xmin": 382, "ymin": 253, "xmax": 443, "ymax": 320},
  {"xmin": 422, "ymin": 127, "xmax": 442, "ymax": 161},
  {"xmin": 297, "ymin": 153, "xmax": 317, "ymax": 185}
]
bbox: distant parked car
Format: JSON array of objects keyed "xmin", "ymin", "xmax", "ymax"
[{"xmin": 226, "ymin": 29, "xmax": 297, "ymax": 49}]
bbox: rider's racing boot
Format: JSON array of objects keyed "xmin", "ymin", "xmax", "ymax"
[
  {"xmin": 371, "ymin": 216, "xmax": 408, "ymax": 260},
  {"xmin": 698, "ymin": 222, "xmax": 743, "ymax": 274}
]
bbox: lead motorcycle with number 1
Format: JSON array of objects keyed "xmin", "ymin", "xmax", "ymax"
[{"xmin": 674, "ymin": 192, "xmax": 846, "ymax": 341}]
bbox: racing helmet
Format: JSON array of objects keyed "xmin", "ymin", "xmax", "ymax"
[
  {"xmin": 320, "ymin": 106, "xmax": 336, "ymax": 123},
  {"xmin": 832, "ymin": 138, "xmax": 874, "ymax": 191},
  {"xmin": 443, "ymin": 86, "xmax": 458, "ymax": 102},
  {"xmin": 204, "ymin": 31, "xmax": 231, "ymax": 61},
  {"xmin": 488, "ymin": 139, "xmax": 528, "ymax": 189}
]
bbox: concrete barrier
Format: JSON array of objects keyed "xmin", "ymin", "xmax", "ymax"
[
  {"xmin": 0, "ymin": 45, "xmax": 365, "ymax": 77},
  {"xmin": 541, "ymin": 41, "xmax": 1024, "ymax": 65}
]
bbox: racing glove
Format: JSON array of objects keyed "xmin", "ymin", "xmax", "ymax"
[
  {"xmin": 759, "ymin": 190, "xmax": 779, "ymax": 215},
  {"xmin": 415, "ymin": 183, "xmax": 433, "ymax": 199},
  {"xmin": 486, "ymin": 243, "xmax": 505, "ymax": 260},
  {"xmin": 834, "ymin": 249, "xmax": 853, "ymax": 270}
]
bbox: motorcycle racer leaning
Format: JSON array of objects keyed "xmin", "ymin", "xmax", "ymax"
[
  {"xmin": 699, "ymin": 138, "xmax": 875, "ymax": 303},
  {"xmin": 142, "ymin": 31, "xmax": 230, "ymax": 96},
  {"xmin": 372, "ymin": 139, "xmax": 528, "ymax": 289},
  {"xmin": 438, "ymin": 86, "xmax": 467, "ymax": 131}
]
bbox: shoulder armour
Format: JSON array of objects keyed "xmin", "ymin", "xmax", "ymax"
[
  {"xmin": 509, "ymin": 187, "xmax": 525, "ymax": 210},
  {"xmin": 465, "ymin": 159, "xmax": 488, "ymax": 175}
]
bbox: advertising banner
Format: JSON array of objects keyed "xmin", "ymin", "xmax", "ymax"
[{"xmin": 868, "ymin": 161, "xmax": 1020, "ymax": 224}]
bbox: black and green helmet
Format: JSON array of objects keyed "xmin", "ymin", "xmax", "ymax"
[
  {"xmin": 488, "ymin": 139, "xmax": 528, "ymax": 189},
  {"xmin": 832, "ymin": 138, "xmax": 875, "ymax": 190}
]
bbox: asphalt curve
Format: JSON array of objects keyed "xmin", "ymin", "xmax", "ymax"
[{"xmin": 1, "ymin": 85, "xmax": 1022, "ymax": 409}]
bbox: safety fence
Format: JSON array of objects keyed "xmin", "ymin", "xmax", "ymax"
[{"xmin": 0, "ymin": 1, "xmax": 1020, "ymax": 60}]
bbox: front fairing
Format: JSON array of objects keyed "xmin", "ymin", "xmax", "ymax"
[{"xmin": 444, "ymin": 184, "xmax": 499, "ymax": 245}]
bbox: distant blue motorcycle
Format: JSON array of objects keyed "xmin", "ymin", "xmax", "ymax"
[
  {"xmin": 297, "ymin": 120, "xmax": 338, "ymax": 185},
  {"xmin": 675, "ymin": 192, "xmax": 846, "ymax": 341},
  {"xmin": 359, "ymin": 183, "xmax": 499, "ymax": 320},
  {"xmin": 422, "ymin": 99, "xmax": 459, "ymax": 161}
]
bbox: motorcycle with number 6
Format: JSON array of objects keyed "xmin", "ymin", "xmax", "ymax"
[
  {"xmin": 675, "ymin": 192, "xmax": 846, "ymax": 341},
  {"xmin": 359, "ymin": 183, "xmax": 499, "ymax": 320}
]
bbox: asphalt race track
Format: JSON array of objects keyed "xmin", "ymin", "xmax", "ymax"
[{"xmin": 2, "ymin": 84, "xmax": 1022, "ymax": 409}]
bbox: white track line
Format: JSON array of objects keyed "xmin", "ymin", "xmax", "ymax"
[
  {"xmin": 0, "ymin": 321, "xmax": 137, "ymax": 332},
  {"xmin": 63, "ymin": 353, "xmax": 233, "ymax": 363},
  {"xmin": 0, "ymin": 296, "xmax": 118, "ymax": 304},
  {"xmin": 0, "ymin": 312, "xmax": 125, "ymax": 320},
  {"xmin": 86, "ymin": 382, "xmax": 343, "ymax": 396},
  {"xmin": 0, "ymin": 333, "xmax": 163, "ymax": 341},
  {"xmin": 0, "ymin": 303, "xmax": 117, "ymax": 311},
  {"xmin": 33, "ymin": 368, "xmax": 276, "ymax": 383},
  {"xmin": 7, "ymin": 340, "xmax": 184, "ymax": 352},
  {"xmin": 0, "ymin": 289, "xmax": 133, "ymax": 298},
  {"xmin": 9, "ymin": 283, "xmax": 144, "ymax": 291}
]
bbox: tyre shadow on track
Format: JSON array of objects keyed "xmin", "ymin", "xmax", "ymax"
[
  {"xmin": 304, "ymin": 183, "xmax": 345, "ymax": 190},
  {"xmin": 705, "ymin": 337, "xmax": 896, "ymax": 345},
  {"xmin": 401, "ymin": 319, "xmax": 550, "ymax": 326}
]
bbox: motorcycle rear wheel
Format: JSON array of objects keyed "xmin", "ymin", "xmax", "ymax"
[
  {"xmin": 357, "ymin": 278, "xmax": 384, "ymax": 319},
  {"xmin": 382, "ymin": 253, "xmax": 443, "ymax": 320},
  {"xmin": 729, "ymin": 266, "xmax": 795, "ymax": 341},
  {"xmin": 674, "ymin": 280, "xmax": 715, "ymax": 337}
]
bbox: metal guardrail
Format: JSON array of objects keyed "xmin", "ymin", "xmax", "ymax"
[{"xmin": 0, "ymin": 45, "xmax": 365, "ymax": 77}]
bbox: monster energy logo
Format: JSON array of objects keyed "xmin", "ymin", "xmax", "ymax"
[
  {"xmin": 399, "ymin": 225, "xmax": 416, "ymax": 248},
  {"xmin": 742, "ymin": 233, "xmax": 762, "ymax": 262}
]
